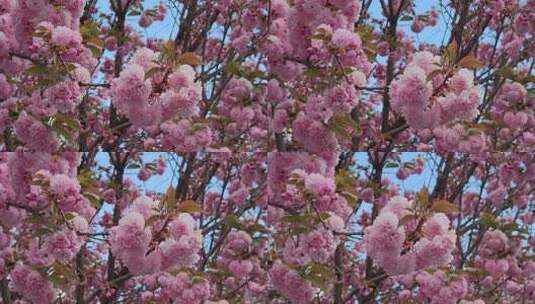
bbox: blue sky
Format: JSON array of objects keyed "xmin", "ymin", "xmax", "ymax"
[
  {"xmin": 93, "ymin": 0, "xmax": 449, "ymax": 196},
  {"xmin": 99, "ymin": 0, "xmax": 448, "ymax": 46},
  {"xmin": 95, "ymin": 152, "xmax": 438, "ymax": 197}
]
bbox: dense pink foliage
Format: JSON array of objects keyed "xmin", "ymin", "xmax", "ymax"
[{"xmin": 0, "ymin": 0, "xmax": 533, "ymax": 303}]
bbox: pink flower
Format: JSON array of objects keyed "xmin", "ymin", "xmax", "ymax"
[
  {"xmin": 159, "ymin": 232, "xmax": 202, "ymax": 269},
  {"xmin": 49, "ymin": 173, "xmax": 81, "ymax": 195},
  {"xmin": 158, "ymin": 272, "xmax": 212, "ymax": 304},
  {"xmin": 228, "ymin": 260, "xmax": 254, "ymax": 277},
  {"xmin": 111, "ymin": 62, "xmax": 159, "ymax": 127},
  {"xmin": 499, "ymin": 82, "xmax": 527, "ymax": 103},
  {"xmin": 160, "ymin": 87, "xmax": 200, "ymax": 121},
  {"xmin": 409, "ymin": 51, "xmax": 440, "ymax": 74},
  {"xmin": 169, "ymin": 213, "xmax": 196, "ymax": 239},
  {"xmin": 331, "ymin": 28, "xmax": 361, "ymax": 50},
  {"xmin": 11, "ymin": 263, "xmax": 56, "ymax": 304},
  {"xmin": 383, "ymin": 195, "xmax": 411, "ymax": 218},
  {"xmin": 229, "ymin": 186, "xmax": 250, "ymax": 207},
  {"xmin": 329, "ymin": 0, "xmax": 356, "ymax": 9},
  {"xmin": 438, "ymin": 90, "xmax": 479, "ymax": 123},
  {"xmin": 364, "ymin": 210, "xmax": 405, "ymax": 260},
  {"xmin": 390, "ymin": 66, "xmax": 432, "ymax": 109},
  {"xmin": 269, "ymin": 260, "xmax": 314, "ymax": 304},
  {"xmin": 283, "ymin": 238, "xmax": 310, "ymax": 266},
  {"xmin": 484, "ymin": 258, "xmax": 509, "ymax": 277},
  {"xmin": 14, "ymin": 111, "xmax": 59, "ymax": 152},
  {"xmin": 44, "ymin": 230, "xmax": 83, "ymax": 263},
  {"xmin": 303, "ymin": 227, "xmax": 338, "ymax": 263},
  {"xmin": 480, "ymin": 230, "xmax": 508, "ymax": 257},
  {"xmin": 487, "ymin": 184, "xmax": 507, "ymax": 206},
  {"xmin": 132, "ymin": 47, "xmax": 158, "ymax": 72},
  {"xmin": 266, "ymin": 79, "xmax": 286, "ymax": 103},
  {"xmin": 411, "ymin": 19, "xmax": 425, "ymax": 33},
  {"xmin": 109, "ymin": 212, "xmax": 151, "ymax": 263},
  {"xmin": 169, "ymin": 65, "xmax": 197, "ymax": 88},
  {"xmin": 139, "ymin": 13, "xmax": 153, "ymax": 28},
  {"xmin": 304, "ymin": 173, "xmax": 335, "ymax": 195},
  {"xmin": 413, "ymin": 234, "xmax": 455, "ymax": 269},
  {"xmin": 365, "ymin": 196, "xmax": 456, "ymax": 275},
  {"xmin": 51, "ymin": 26, "xmax": 82, "ymax": 49},
  {"xmin": 129, "ymin": 196, "xmax": 158, "ymax": 219},
  {"xmin": 293, "ymin": 113, "xmax": 338, "ymax": 164},
  {"xmin": 504, "ymin": 111, "xmax": 528, "ymax": 129},
  {"xmin": 160, "ymin": 120, "xmax": 213, "ymax": 151},
  {"xmin": 0, "ymin": 73, "xmax": 13, "ymax": 99},
  {"xmin": 72, "ymin": 214, "xmax": 89, "ymax": 233},
  {"xmin": 448, "ymin": 69, "xmax": 475, "ymax": 94},
  {"xmin": 422, "ymin": 213, "xmax": 451, "ymax": 237},
  {"xmin": 138, "ymin": 167, "xmax": 152, "ymax": 181},
  {"xmin": 104, "ymin": 36, "xmax": 117, "ymax": 51}
]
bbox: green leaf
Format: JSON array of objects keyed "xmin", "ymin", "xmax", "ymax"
[
  {"xmin": 327, "ymin": 114, "xmax": 359, "ymax": 141},
  {"xmin": 340, "ymin": 191, "xmax": 359, "ymax": 207},
  {"xmin": 145, "ymin": 67, "xmax": 161, "ymax": 80},
  {"xmin": 281, "ymin": 214, "xmax": 310, "ymax": 224},
  {"xmin": 35, "ymin": 228, "xmax": 54, "ymax": 237},
  {"xmin": 304, "ymin": 68, "xmax": 323, "ymax": 78},
  {"xmin": 318, "ymin": 212, "xmax": 331, "ymax": 221},
  {"xmin": 399, "ymin": 214, "xmax": 417, "ymax": 226},
  {"xmin": 289, "ymin": 226, "xmax": 313, "ymax": 236},
  {"xmin": 179, "ymin": 52, "xmax": 202, "ymax": 66},
  {"xmin": 87, "ymin": 43, "xmax": 102, "ymax": 57},
  {"xmin": 458, "ymin": 55, "xmax": 484, "ymax": 70},
  {"xmin": 426, "ymin": 68, "xmax": 443, "ymax": 82},
  {"xmin": 84, "ymin": 191, "xmax": 102, "ymax": 208},
  {"xmin": 223, "ymin": 214, "xmax": 242, "ymax": 229},
  {"xmin": 128, "ymin": 9, "xmax": 142, "ymax": 16},
  {"xmin": 51, "ymin": 113, "xmax": 80, "ymax": 144},
  {"xmin": 80, "ymin": 21, "xmax": 101, "ymax": 41},
  {"xmin": 245, "ymin": 223, "xmax": 268, "ymax": 235},
  {"xmin": 500, "ymin": 222, "xmax": 518, "ymax": 233},
  {"xmin": 163, "ymin": 186, "xmax": 177, "ymax": 209},
  {"xmin": 335, "ymin": 169, "xmax": 359, "ymax": 206},
  {"xmin": 480, "ymin": 212, "xmax": 499, "ymax": 229},
  {"xmin": 301, "ymin": 263, "xmax": 336, "ymax": 288},
  {"xmin": 178, "ymin": 200, "xmax": 202, "ymax": 213},
  {"xmin": 191, "ymin": 122, "xmax": 207, "ymax": 131},
  {"xmin": 161, "ymin": 40, "xmax": 177, "ymax": 65},
  {"xmin": 64, "ymin": 212, "xmax": 76, "ymax": 221},
  {"xmin": 225, "ymin": 61, "xmax": 241, "ymax": 75},
  {"xmin": 126, "ymin": 163, "xmax": 141, "ymax": 169},
  {"xmin": 403, "ymin": 161, "xmax": 416, "ymax": 169},
  {"xmin": 49, "ymin": 262, "xmax": 76, "ymax": 289},
  {"xmin": 355, "ymin": 24, "xmax": 374, "ymax": 44},
  {"xmin": 496, "ymin": 65, "xmax": 515, "ymax": 80},
  {"xmin": 415, "ymin": 187, "xmax": 429, "ymax": 210},
  {"xmin": 26, "ymin": 66, "xmax": 48, "ymax": 75},
  {"xmin": 385, "ymin": 162, "xmax": 399, "ymax": 168},
  {"xmin": 445, "ymin": 40, "xmax": 458, "ymax": 64},
  {"xmin": 431, "ymin": 200, "xmax": 460, "ymax": 214},
  {"xmin": 24, "ymin": 216, "xmax": 51, "ymax": 226}
]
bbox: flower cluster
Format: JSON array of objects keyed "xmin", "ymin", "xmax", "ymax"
[
  {"xmin": 413, "ymin": 270, "xmax": 468, "ymax": 304},
  {"xmin": 110, "ymin": 51, "xmax": 157, "ymax": 127},
  {"xmin": 160, "ymin": 119, "xmax": 213, "ymax": 151},
  {"xmin": 109, "ymin": 196, "xmax": 202, "ymax": 275},
  {"xmin": 364, "ymin": 196, "xmax": 456, "ymax": 275},
  {"xmin": 269, "ymin": 260, "xmax": 315, "ymax": 304},
  {"xmin": 157, "ymin": 272, "xmax": 211, "ymax": 304},
  {"xmin": 390, "ymin": 51, "xmax": 481, "ymax": 131},
  {"xmin": 11, "ymin": 263, "xmax": 56, "ymax": 304}
]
